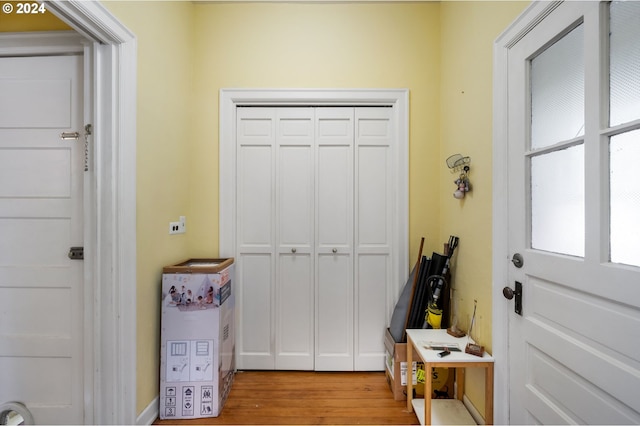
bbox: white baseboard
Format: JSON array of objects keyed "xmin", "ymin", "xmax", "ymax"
[
  {"xmin": 136, "ymin": 396, "xmax": 159, "ymax": 425},
  {"xmin": 463, "ymin": 394, "xmax": 484, "ymax": 425}
]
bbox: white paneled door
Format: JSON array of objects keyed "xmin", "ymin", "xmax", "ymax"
[
  {"xmin": 502, "ymin": 2, "xmax": 640, "ymax": 423},
  {"xmin": 315, "ymin": 108, "xmax": 354, "ymax": 371},
  {"xmin": 276, "ymin": 108, "xmax": 315, "ymax": 370},
  {"xmin": 353, "ymin": 108, "xmax": 393, "ymax": 371},
  {"xmin": 237, "ymin": 106, "xmax": 393, "ymax": 371},
  {"xmin": 0, "ymin": 55, "xmax": 84, "ymax": 424}
]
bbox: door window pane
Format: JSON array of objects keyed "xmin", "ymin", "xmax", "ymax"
[
  {"xmin": 610, "ymin": 130, "xmax": 640, "ymax": 267},
  {"xmin": 610, "ymin": 1, "xmax": 640, "ymax": 127},
  {"xmin": 531, "ymin": 24, "xmax": 584, "ymax": 149},
  {"xmin": 531, "ymin": 145, "xmax": 584, "ymax": 257}
]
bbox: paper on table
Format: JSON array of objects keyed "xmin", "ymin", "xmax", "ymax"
[{"xmin": 420, "ymin": 341, "xmax": 461, "ymax": 351}]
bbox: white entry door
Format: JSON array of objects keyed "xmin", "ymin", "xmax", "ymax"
[
  {"xmin": 504, "ymin": 1, "xmax": 640, "ymax": 423},
  {"xmin": 0, "ymin": 55, "xmax": 85, "ymax": 424}
]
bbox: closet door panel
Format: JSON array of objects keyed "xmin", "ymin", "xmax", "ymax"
[
  {"xmin": 357, "ymin": 146, "xmax": 390, "ymax": 245},
  {"xmin": 237, "ymin": 108, "xmax": 276, "ymax": 369},
  {"xmin": 317, "ymin": 146, "xmax": 351, "ymax": 246},
  {"xmin": 238, "ymin": 254, "xmax": 274, "ymax": 369},
  {"xmin": 275, "ymin": 109, "xmax": 314, "ymax": 369},
  {"xmin": 316, "ymin": 254, "xmax": 353, "ymax": 370},
  {"xmin": 277, "ymin": 109, "xmax": 314, "ymax": 251},
  {"xmin": 356, "ymin": 106, "xmax": 393, "ymax": 248},
  {"xmin": 276, "ymin": 253, "xmax": 313, "ymax": 370},
  {"xmin": 278, "ymin": 146, "xmax": 313, "ymax": 247},
  {"xmin": 237, "ymin": 147, "xmax": 274, "ymax": 368},
  {"xmin": 354, "ymin": 108, "xmax": 393, "ymax": 370},
  {"xmin": 315, "ymin": 108, "xmax": 354, "ymax": 371},
  {"xmin": 355, "ymin": 254, "xmax": 389, "ymax": 370},
  {"xmin": 238, "ymin": 146, "xmax": 273, "ymax": 246}
]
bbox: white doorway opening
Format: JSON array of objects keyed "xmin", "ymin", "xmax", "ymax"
[
  {"xmin": 0, "ymin": 2, "xmax": 137, "ymax": 424},
  {"xmin": 219, "ymin": 89, "xmax": 410, "ymax": 370}
]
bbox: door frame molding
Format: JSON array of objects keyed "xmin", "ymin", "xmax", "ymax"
[
  {"xmin": 219, "ymin": 89, "xmax": 410, "ymax": 357},
  {"xmin": 492, "ymin": 1, "xmax": 563, "ymax": 424},
  {"xmin": 0, "ymin": 2, "xmax": 138, "ymax": 423}
]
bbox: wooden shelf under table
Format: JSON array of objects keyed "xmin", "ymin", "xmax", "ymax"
[{"xmin": 405, "ymin": 329, "xmax": 494, "ymax": 425}]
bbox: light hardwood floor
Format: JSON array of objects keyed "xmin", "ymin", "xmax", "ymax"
[{"xmin": 154, "ymin": 371, "xmax": 419, "ymax": 425}]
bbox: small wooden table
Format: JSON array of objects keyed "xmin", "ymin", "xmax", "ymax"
[{"xmin": 406, "ymin": 329, "xmax": 494, "ymax": 425}]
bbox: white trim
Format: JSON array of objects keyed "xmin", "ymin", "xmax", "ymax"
[
  {"xmin": 220, "ymin": 88, "xmax": 410, "ymax": 365},
  {"xmin": 0, "ymin": 31, "xmax": 84, "ymax": 55},
  {"xmin": 45, "ymin": 0, "xmax": 134, "ymax": 45},
  {"xmin": 8, "ymin": 2, "xmax": 138, "ymax": 424},
  {"xmin": 462, "ymin": 394, "xmax": 484, "ymax": 426},
  {"xmin": 492, "ymin": 2, "xmax": 563, "ymax": 425},
  {"xmin": 136, "ymin": 396, "xmax": 159, "ymax": 426},
  {"xmin": 82, "ymin": 39, "xmax": 97, "ymax": 426}
]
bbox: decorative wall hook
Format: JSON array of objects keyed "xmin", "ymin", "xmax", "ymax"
[
  {"xmin": 446, "ymin": 154, "xmax": 471, "ymax": 199},
  {"xmin": 446, "ymin": 154, "xmax": 470, "ymax": 172}
]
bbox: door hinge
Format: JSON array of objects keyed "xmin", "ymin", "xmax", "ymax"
[{"xmin": 68, "ymin": 247, "xmax": 84, "ymax": 260}]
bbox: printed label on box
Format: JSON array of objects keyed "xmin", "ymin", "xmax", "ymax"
[
  {"xmin": 400, "ymin": 361, "xmax": 419, "ymax": 386},
  {"xmin": 166, "ymin": 340, "xmax": 215, "ymax": 383},
  {"xmin": 219, "ymin": 281, "xmax": 231, "ymax": 305},
  {"xmin": 163, "ymin": 274, "xmax": 222, "ymax": 311},
  {"xmin": 182, "ymin": 386, "xmax": 194, "ymax": 416},
  {"xmin": 201, "ymin": 385, "xmax": 214, "ymax": 415}
]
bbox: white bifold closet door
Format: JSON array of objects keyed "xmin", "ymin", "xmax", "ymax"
[{"xmin": 236, "ymin": 106, "xmax": 392, "ymax": 371}]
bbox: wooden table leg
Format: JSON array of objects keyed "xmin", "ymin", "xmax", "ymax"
[
  {"xmin": 425, "ymin": 362, "xmax": 432, "ymax": 425},
  {"xmin": 485, "ymin": 363, "xmax": 494, "ymax": 425},
  {"xmin": 455, "ymin": 367, "xmax": 465, "ymax": 401}
]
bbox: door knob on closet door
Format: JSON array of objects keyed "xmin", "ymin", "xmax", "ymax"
[
  {"xmin": 291, "ymin": 248, "xmax": 297, "ymax": 254},
  {"xmin": 332, "ymin": 248, "xmax": 337, "ymax": 253}
]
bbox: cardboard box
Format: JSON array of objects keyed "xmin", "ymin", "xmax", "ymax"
[
  {"xmin": 159, "ymin": 259, "xmax": 235, "ymax": 420},
  {"xmin": 384, "ymin": 328, "xmax": 455, "ymax": 401}
]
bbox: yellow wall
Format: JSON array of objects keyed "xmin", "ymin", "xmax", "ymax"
[
  {"xmin": 439, "ymin": 1, "xmax": 528, "ymax": 415},
  {"xmin": 189, "ymin": 2, "xmax": 443, "ymax": 259},
  {"xmin": 440, "ymin": 0, "xmax": 528, "ymax": 351},
  {"xmin": 0, "ymin": 2, "xmax": 71, "ymax": 31},
  {"xmin": 100, "ymin": 1, "xmax": 195, "ymax": 414}
]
